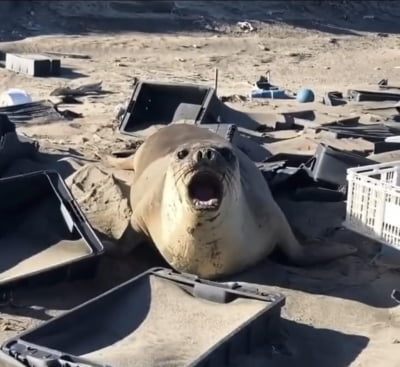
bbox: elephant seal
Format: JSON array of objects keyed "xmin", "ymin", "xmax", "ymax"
[{"xmin": 108, "ymin": 124, "xmax": 355, "ymax": 279}]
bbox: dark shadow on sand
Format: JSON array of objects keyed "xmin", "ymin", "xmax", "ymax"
[{"xmin": 262, "ymin": 319, "xmax": 369, "ymax": 367}]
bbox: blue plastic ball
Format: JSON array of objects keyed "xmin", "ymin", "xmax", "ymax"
[{"xmin": 296, "ymin": 88, "xmax": 315, "ymax": 103}]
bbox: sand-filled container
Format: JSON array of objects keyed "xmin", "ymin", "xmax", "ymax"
[
  {"xmin": 1, "ymin": 268, "xmax": 284, "ymax": 367},
  {"xmin": 0, "ymin": 170, "xmax": 104, "ymax": 291}
]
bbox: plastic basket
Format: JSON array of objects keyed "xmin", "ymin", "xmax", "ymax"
[{"xmin": 344, "ymin": 160, "xmax": 400, "ymax": 248}]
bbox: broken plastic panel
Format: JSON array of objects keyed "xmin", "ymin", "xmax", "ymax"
[
  {"xmin": 348, "ymin": 89, "xmax": 400, "ymax": 102},
  {"xmin": 1, "ymin": 267, "xmax": 285, "ymax": 367},
  {"xmin": 317, "ymin": 123, "xmax": 399, "ymax": 142},
  {"xmin": 0, "ymin": 100, "xmax": 64, "ymax": 124},
  {"xmin": 374, "ymin": 141, "xmax": 400, "ymax": 154},
  {"xmin": 0, "ymin": 170, "xmax": 104, "ymax": 292}
]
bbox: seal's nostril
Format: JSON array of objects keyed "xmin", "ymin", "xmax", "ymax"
[
  {"xmin": 206, "ymin": 149, "xmax": 215, "ymax": 160},
  {"xmin": 177, "ymin": 149, "xmax": 189, "ymax": 160},
  {"xmin": 196, "ymin": 150, "xmax": 203, "ymax": 162},
  {"xmin": 195, "ymin": 149, "xmax": 217, "ymax": 162}
]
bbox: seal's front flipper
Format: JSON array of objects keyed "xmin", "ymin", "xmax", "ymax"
[
  {"xmin": 288, "ymin": 239, "xmax": 357, "ymax": 266},
  {"xmin": 104, "ymin": 154, "xmax": 135, "ymax": 171}
]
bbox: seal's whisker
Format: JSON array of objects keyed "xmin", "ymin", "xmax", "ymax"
[{"xmin": 174, "ymin": 165, "xmax": 195, "ymax": 186}]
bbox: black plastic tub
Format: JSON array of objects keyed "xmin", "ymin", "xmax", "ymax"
[
  {"xmin": 1, "ymin": 268, "xmax": 285, "ymax": 367},
  {"xmin": 119, "ymin": 81, "xmax": 219, "ymax": 135},
  {"xmin": 303, "ymin": 143, "xmax": 375, "ymax": 189},
  {"xmin": 0, "ymin": 170, "xmax": 104, "ymax": 293}
]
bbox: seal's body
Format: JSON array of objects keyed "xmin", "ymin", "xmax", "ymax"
[{"xmin": 110, "ymin": 124, "xmax": 355, "ymax": 279}]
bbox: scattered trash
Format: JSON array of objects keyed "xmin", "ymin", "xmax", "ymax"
[
  {"xmin": 323, "ymin": 91, "xmax": 346, "ymax": 106},
  {"xmin": 313, "ymin": 123, "xmax": 400, "ymax": 142},
  {"xmin": 0, "ymin": 89, "xmax": 32, "ymax": 107},
  {"xmin": 0, "ymin": 100, "xmax": 65, "ymax": 124},
  {"xmin": 348, "ymin": 89, "xmax": 400, "ymax": 102},
  {"xmin": 377, "ymin": 79, "xmax": 400, "ymax": 90},
  {"xmin": 237, "ymin": 21, "xmax": 255, "ymax": 32},
  {"xmin": 50, "ymin": 81, "xmax": 104, "ymax": 97},
  {"xmin": 250, "ymin": 72, "xmax": 289, "ymax": 100},
  {"xmin": 250, "ymin": 88, "xmax": 287, "ymax": 100},
  {"xmin": 296, "ymin": 88, "xmax": 315, "ymax": 103},
  {"xmin": 377, "ymin": 33, "xmax": 389, "ymax": 38},
  {"xmin": 55, "ymin": 107, "xmax": 83, "ymax": 120},
  {"xmin": 5, "ymin": 53, "xmax": 61, "ymax": 77}
]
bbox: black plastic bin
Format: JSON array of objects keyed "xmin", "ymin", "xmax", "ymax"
[
  {"xmin": 0, "ymin": 170, "xmax": 104, "ymax": 292},
  {"xmin": 1, "ymin": 268, "xmax": 285, "ymax": 367},
  {"xmin": 119, "ymin": 81, "xmax": 220, "ymax": 135},
  {"xmin": 303, "ymin": 143, "xmax": 376, "ymax": 189}
]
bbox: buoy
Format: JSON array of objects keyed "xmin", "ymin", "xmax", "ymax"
[{"xmin": 296, "ymin": 88, "xmax": 315, "ymax": 103}]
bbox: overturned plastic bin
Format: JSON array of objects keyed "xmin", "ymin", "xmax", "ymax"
[
  {"xmin": 1, "ymin": 267, "xmax": 285, "ymax": 367},
  {"xmin": 0, "ymin": 170, "xmax": 104, "ymax": 292},
  {"xmin": 119, "ymin": 81, "xmax": 220, "ymax": 135},
  {"xmin": 303, "ymin": 143, "xmax": 375, "ymax": 189}
]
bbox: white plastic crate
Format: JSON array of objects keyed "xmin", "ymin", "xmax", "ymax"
[{"xmin": 344, "ymin": 160, "xmax": 400, "ymax": 248}]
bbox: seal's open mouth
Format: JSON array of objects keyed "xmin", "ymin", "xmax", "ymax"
[{"xmin": 188, "ymin": 171, "xmax": 223, "ymax": 211}]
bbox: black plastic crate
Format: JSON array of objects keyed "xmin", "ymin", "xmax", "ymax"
[
  {"xmin": 1, "ymin": 268, "xmax": 285, "ymax": 367},
  {"xmin": 119, "ymin": 81, "xmax": 220, "ymax": 135},
  {"xmin": 0, "ymin": 170, "xmax": 104, "ymax": 293}
]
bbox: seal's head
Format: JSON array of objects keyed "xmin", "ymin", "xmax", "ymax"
[{"xmin": 167, "ymin": 140, "xmax": 240, "ymax": 215}]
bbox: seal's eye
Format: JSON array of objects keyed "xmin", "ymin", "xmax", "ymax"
[
  {"xmin": 219, "ymin": 147, "xmax": 235, "ymax": 162},
  {"xmin": 177, "ymin": 149, "xmax": 189, "ymax": 160}
]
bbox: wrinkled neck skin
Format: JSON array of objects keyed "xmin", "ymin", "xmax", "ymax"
[{"xmin": 159, "ymin": 168, "xmax": 244, "ymax": 278}]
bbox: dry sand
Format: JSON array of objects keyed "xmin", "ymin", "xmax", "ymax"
[{"xmin": 0, "ymin": 1, "xmax": 399, "ymax": 366}]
